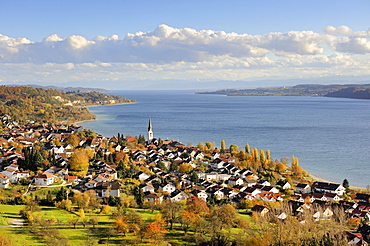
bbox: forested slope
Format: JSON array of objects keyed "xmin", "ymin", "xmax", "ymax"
[{"xmin": 0, "ymin": 86, "xmax": 135, "ymax": 124}]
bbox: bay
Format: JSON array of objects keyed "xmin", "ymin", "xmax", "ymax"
[{"xmin": 80, "ymin": 90, "xmax": 370, "ymax": 188}]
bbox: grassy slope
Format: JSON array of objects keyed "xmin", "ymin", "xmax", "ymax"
[{"xmin": 0, "ymin": 204, "xmax": 252, "ymax": 245}]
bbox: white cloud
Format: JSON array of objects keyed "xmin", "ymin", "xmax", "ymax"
[
  {"xmin": 324, "ymin": 25, "xmax": 354, "ymax": 36},
  {"xmin": 1, "ymin": 25, "xmax": 370, "ymax": 87}
]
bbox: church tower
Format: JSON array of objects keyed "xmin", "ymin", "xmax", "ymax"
[{"xmin": 148, "ymin": 118, "xmax": 154, "ymax": 143}]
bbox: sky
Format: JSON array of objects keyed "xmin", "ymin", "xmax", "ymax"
[{"xmin": 1, "ymin": 0, "xmax": 370, "ymax": 90}]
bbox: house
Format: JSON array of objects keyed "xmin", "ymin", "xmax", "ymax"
[
  {"xmin": 251, "ymin": 205, "xmax": 269, "ymax": 216},
  {"xmin": 261, "ymin": 186, "xmax": 280, "ymax": 194},
  {"xmin": 67, "ymin": 176, "xmax": 78, "ymax": 183},
  {"xmin": 227, "ymin": 176, "xmax": 244, "ymax": 186},
  {"xmin": 15, "ymin": 172, "xmax": 30, "ymax": 181},
  {"xmin": 325, "ymin": 193, "xmax": 342, "ymax": 202},
  {"xmin": 34, "ymin": 172, "xmax": 56, "ymax": 186},
  {"xmin": 94, "ymin": 181, "xmax": 120, "ymax": 197},
  {"xmin": 312, "ymin": 182, "xmax": 345, "ymax": 196},
  {"xmin": 134, "ymin": 171, "xmax": 150, "ymax": 181},
  {"xmin": 144, "ymin": 192, "xmax": 163, "ymax": 204},
  {"xmin": 139, "ymin": 183, "xmax": 155, "ymax": 193},
  {"xmin": 159, "ymin": 182, "xmax": 176, "ymax": 194},
  {"xmin": 276, "ymin": 180, "xmax": 291, "ymax": 190},
  {"xmin": 170, "ymin": 190, "xmax": 189, "ymax": 202},
  {"xmin": 256, "ymin": 192, "xmax": 284, "ymax": 202},
  {"xmin": 345, "ymin": 231, "xmax": 367, "ymax": 246},
  {"xmin": 295, "ymin": 183, "xmax": 311, "ymax": 194},
  {"xmin": 85, "ymin": 180, "xmax": 98, "ymax": 188},
  {"xmin": 191, "ymin": 190, "xmax": 208, "ymax": 201},
  {"xmin": 355, "ymin": 193, "xmax": 370, "ymax": 203},
  {"xmin": 0, "ymin": 173, "xmax": 10, "ymax": 188}
]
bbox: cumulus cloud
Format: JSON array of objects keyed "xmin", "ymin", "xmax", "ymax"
[
  {"xmin": 0, "ymin": 24, "xmax": 353, "ymax": 64},
  {"xmin": 324, "ymin": 25, "xmax": 354, "ymax": 36},
  {"xmin": 1, "ymin": 25, "xmax": 370, "ymax": 86}
]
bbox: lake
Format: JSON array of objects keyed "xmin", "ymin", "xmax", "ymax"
[{"xmin": 80, "ymin": 90, "xmax": 370, "ymax": 187}]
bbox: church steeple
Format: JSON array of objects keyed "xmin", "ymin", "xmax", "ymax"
[{"xmin": 148, "ymin": 118, "xmax": 154, "ymax": 142}]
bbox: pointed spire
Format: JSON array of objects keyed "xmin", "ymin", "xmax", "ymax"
[
  {"xmin": 148, "ymin": 118, "xmax": 154, "ymax": 142},
  {"xmin": 148, "ymin": 118, "xmax": 153, "ymax": 131}
]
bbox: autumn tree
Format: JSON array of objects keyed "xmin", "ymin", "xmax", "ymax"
[
  {"xmin": 69, "ymin": 149, "xmax": 89, "ymax": 176},
  {"xmin": 221, "ymin": 140, "xmax": 226, "ymax": 153},
  {"xmin": 160, "ymin": 200, "xmax": 183, "ymax": 230},
  {"xmin": 197, "ymin": 142, "xmax": 205, "ymax": 151},
  {"xmin": 114, "ymin": 217, "xmax": 129, "ymax": 236},
  {"xmin": 72, "ymin": 192, "xmax": 90, "ymax": 211},
  {"xmin": 229, "ymin": 144, "xmax": 239, "ymax": 156},
  {"xmin": 65, "ymin": 134, "xmax": 80, "ymax": 148},
  {"xmin": 205, "ymin": 142, "xmax": 214, "ymax": 151},
  {"xmin": 252, "ymin": 147, "xmax": 259, "ymax": 163},
  {"xmin": 205, "ymin": 204, "xmax": 239, "ymax": 245},
  {"xmin": 144, "ymin": 214, "xmax": 167, "ymax": 242},
  {"xmin": 179, "ymin": 163, "xmax": 193, "ymax": 174},
  {"xmin": 245, "ymin": 143, "xmax": 251, "ymax": 154}
]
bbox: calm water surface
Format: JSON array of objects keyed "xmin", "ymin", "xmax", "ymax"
[{"xmin": 80, "ymin": 90, "xmax": 370, "ymax": 187}]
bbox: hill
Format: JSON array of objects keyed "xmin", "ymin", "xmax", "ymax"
[
  {"xmin": 0, "ymin": 86, "xmax": 135, "ymax": 124},
  {"xmin": 325, "ymin": 86, "xmax": 370, "ymax": 99},
  {"xmin": 197, "ymin": 84, "xmax": 370, "ymax": 98}
]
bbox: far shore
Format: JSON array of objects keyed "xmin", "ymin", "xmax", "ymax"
[{"xmin": 308, "ymin": 173, "xmax": 368, "ymax": 191}]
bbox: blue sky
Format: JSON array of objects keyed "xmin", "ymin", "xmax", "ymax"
[{"xmin": 1, "ymin": 0, "xmax": 370, "ymax": 89}]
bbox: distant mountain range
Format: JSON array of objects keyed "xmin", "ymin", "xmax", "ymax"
[
  {"xmin": 5, "ymin": 84, "xmax": 110, "ymax": 93},
  {"xmin": 197, "ymin": 84, "xmax": 370, "ymax": 99}
]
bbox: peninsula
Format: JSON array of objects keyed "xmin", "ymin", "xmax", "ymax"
[{"xmin": 197, "ymin": 83, "xmax": 370, "ymax": 99}]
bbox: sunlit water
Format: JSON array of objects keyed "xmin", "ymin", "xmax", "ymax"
[{"xmin": 80, "ymin": 90, "xmax": 370, "ymax": 187}]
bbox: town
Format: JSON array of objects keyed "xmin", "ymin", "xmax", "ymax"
[{"xmin": 0, "ymin": 114, "xmax": 370, "ymax": 245}]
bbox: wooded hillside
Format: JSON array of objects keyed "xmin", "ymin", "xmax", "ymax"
[{"xmin": 0, "ymin": 86, "xmax": 135, "ymax": 124}]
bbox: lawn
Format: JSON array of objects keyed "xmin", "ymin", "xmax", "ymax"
[{"xmin": 0, "ymin": 204, "xmax": 253, "ymax": 245}]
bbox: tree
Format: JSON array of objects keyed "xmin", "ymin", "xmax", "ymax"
[
  {"xmin": 114, "ymin": 218, "xmax": 129, "ymax": 236},
  {"xmin": 205, "ymin": 142, "xmax": 214, "ymax": 151},
  {"xmin": 197, "ymin": 142, "xmax": 205, "ymax": 151},
  {"xmin": 190, "ymin": 171, "xmax": 199, "ymax": 184},
  {"xmin": 65, "ymin": 134, "xmax": 80, "ymax": 148},
  {"xmin": 179, "ymin": 163, "xmax": 193, "ymax": 173},
  {"xmin": 220, "ymin": 140, "xmax": 226, "ymax": 153},
  {"xmin": 133, "ymin": 186, "xmax": 144, "ymax": 208},
  {"xmin": 72, "ymin": 192, "xmax": 90, "ymax": 211},
  {"xmin": 160, "ymin": 200, "xmax": 183, "ymax": 230},
  {"xmin": 69, "ymin": 149, "xmax": 89, "ymax": 176},
  {"xmin": 157, "ymin": 161, "xmax": 167, "ymax": 171},
  {"xmin": 252, "ymin": 147, "xmax": 259, "ymax": 163},
  {"xmin": 144, "ymin": 217, "xmax": 166, "ymax": 242},
  {"xmin": 343, "ymin": 179, "xmax": 350, "ymax": 191},
  {"xmin": 55, "ymin": 187, "xmax": 68, "ymax": 202},
  {"xmin": 260, "ymin": 149, "xmax": 266, "ymax": 165},
  {"xmin": 245, "ymin": 143, "xmax": 251, "ymax": 154},
  {"xmin": 266, "ymin": 149, "xmax": 271, "ymax": 162},
  {"xmin": 230, "ymin": 144, "xmax": 239, "ymax": 156}
]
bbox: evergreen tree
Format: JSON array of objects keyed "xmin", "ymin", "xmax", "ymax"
[
  {"xmin": 157, "ymin": 161, "xmax": 167, "ymax": 171},
  {"xmin": 133, "ymin": 186, "xmax": 144, "ymax": 208},
  {"xmin": 190, "ymin": 171, "xmax": 199, "ymax": 184},
  {"xmin": 343, "ymin": 179, "xmax": 350, "ymax": 190},
  {"xmin": 56, "ymin": 187, "xmax": 68, "ymax": 202}
]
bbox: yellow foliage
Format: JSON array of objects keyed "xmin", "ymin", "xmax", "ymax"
[{"xmin": 69, "ymin": 149, "xmax": 89, "ymax": 176}]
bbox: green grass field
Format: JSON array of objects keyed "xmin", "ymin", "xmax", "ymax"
[{"xmin": 0, "ymin": 204, "xmax": 252, "ymax": 245}]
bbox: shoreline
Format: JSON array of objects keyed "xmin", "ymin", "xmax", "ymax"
[{"xmin": 308, "ymin": 173, "xmax": 368, "ymax": 191}]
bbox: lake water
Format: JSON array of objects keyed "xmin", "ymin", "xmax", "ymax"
[{"xmin": 80, "ymin": 90, "xmax": 370, "ymax": 187}]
